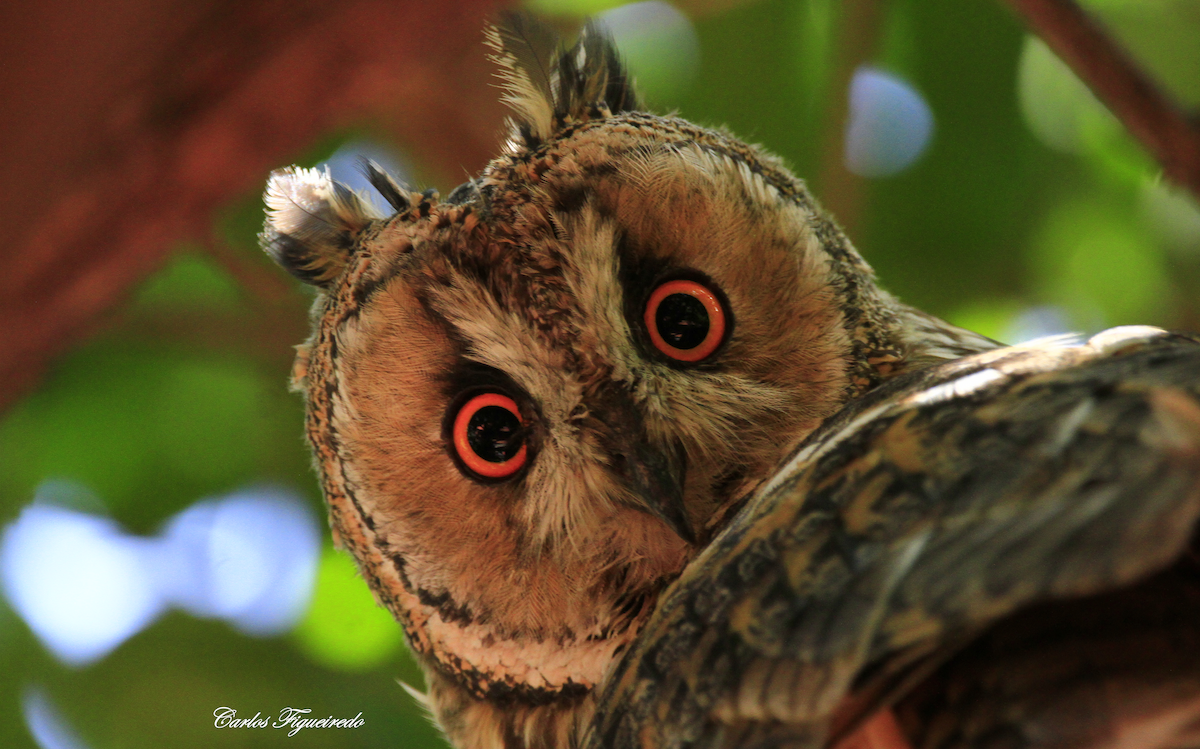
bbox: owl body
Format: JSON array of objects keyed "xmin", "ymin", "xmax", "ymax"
[
  {"xmin": 595, "ymin": 326, "xmax": 1200, "ymax": 749},
  {"xmin": 260, "ymin": 17, "xmax": 1200, "ymax": 749}
]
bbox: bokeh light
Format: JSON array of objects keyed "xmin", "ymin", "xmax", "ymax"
[
  {"xmin": 1, "ymin": 483, "xmax": 319, "ymax": 666},
  {"xmin": 1, "ymin": 492, "xmax": 164, "ymax": 667},
  {"xmin": 1017, "ymin": 35, "xmax": 1118, "ymax": 154},
  {"xmin": 320, "ymin": 139, "xmax": 413, "ymax": 215},
  {"xmin": 154, "ymin": 488, "xmax": 320, "ymax": 636},
  {"xmin": 22, "ymin": 687, "xmax": 90, "ymax": 749},
  {"xmin": 844, "ymin": 66, "xmax": 934, "ymax": 178},
  {"xmin": 596, "ymin": 2, "xmax": 700, "ymax": 103},
  {"xmin": 1003, "ymin": 306, "xmax": 1075, "ymax": 344},
  {"xmin": 293, "ymin": 547, "xmax": 404, "ymax": 671},
  {"xmin": 1031, "ymin": 198, "xmax": 1173, "ymax": 330}
]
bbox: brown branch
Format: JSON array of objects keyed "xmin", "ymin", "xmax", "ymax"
[
  {"xmin": 0, "ymin": 0, "xmax": 509, "ymax": 415},
  {"xmin": 816, "ymin": 0, "xmax": 887, "ymax": 241},
  {"xmin": 1004, "ymin": 0, "xmax": 1200, "ymax": 199}
]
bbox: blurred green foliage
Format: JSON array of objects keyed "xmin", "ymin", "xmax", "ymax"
[
  {"xmin": 2, "ymin": 1, "xmax": 1199, "ymax": 747},
  {"xmin": 294, "ymin": 548, "xmax": 405, "ymax": 672}
]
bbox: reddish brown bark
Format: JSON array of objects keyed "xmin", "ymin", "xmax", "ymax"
[
  {"xmin": 0, "ymin": 0, "xmax": 509, "ymax": 413},
  {"xmin": 815, "ymin": 0, "xmax": 885, "ymax": 241},
  {"xmin": 1004, "ymin": 0, "xmax": 1200, "ymax": 199}
]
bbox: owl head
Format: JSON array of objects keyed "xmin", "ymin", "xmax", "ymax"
[{"xmin": 261, "ymin": 14, "xmax": 992, "ymax": 749}]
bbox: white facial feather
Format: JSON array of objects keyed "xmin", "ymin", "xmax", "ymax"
[{"xmin": 263, "ymin": 165, "xmax": 381, "ymax": 239}]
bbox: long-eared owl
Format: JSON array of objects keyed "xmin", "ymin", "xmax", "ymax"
[{"xmin": 259, "ymin": 15, "xmax": 1200, "ymax": 749}]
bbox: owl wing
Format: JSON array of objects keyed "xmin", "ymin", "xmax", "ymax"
[{"xmin": 591, "ymin": 326, "xmax": 1200, "ymax": 749}]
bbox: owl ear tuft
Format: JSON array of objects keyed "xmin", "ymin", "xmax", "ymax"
[
  {"xmin": 486, "ymin": 12, "xmax": 639, "ymax": 150},
  {"xmin": 565, "ymin": 20, "xmax": 640, "ymax": 117},
  {"xmin": 361, "ymin": 158, "xmax": 413, "ymax": 213},
  {"xmin": 260, "ymin": 166, "xmax": 382, "ymax": 288}
]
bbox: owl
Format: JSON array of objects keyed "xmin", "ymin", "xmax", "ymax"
[{"xmin": 259, "ymin": 16, "xmax": 1200, "ymax": 749}]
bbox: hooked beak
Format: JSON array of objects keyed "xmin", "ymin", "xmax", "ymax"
[
  {"xmin": 598, "ymin": 390, "xmax": 696, "ymax": 545},
  {"xmin": 622, "ymin": 438, "xmax": 695, "ymax": 545}
]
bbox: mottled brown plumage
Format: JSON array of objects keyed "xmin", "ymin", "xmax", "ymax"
[
  {"xmin": 596, "ymin": 326, "xmax": 1200, "ymax": 749},
  {"xmin": 260, "ymin": 15, "xmax": 1200, "ymax": 749}
]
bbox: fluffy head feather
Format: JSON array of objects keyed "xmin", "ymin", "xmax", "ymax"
[
  {"xmin": 261, "ymin": 166, "xmax": 383, "ymax": 287},
  {"xmin": 485, "ymin": 12, "xmax": 639, "ymax": 151}
]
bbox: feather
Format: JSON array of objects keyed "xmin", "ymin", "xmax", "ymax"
[
  {"xmin": 359, "ymin": 157, "xmax": 411, "ymax": 214},
  {"xmin": 485, "ymin": 13, "xmax": 640, "ymax": 151},
  {"xmin": 397, "ymin": 678, "xmax": 432, "ymax": 708},
  {"xmin": 485, "ymin": 12, "xmax": 559, "ymax": 146},
  {"xmin": 579, "ymin": 20, "xmax": 638, "ymax": 115},
  {"xmin": 260, "ymin": 165, "xmax": 381, "ymax": 287}
]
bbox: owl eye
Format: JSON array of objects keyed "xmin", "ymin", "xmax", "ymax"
[
  {"xmin": 452, "ymin": 392, "xmax": 528, "ymax": 479},
  {"xmin": 644, "ymin": 279, "xmax": 728, "ymax": 362}
]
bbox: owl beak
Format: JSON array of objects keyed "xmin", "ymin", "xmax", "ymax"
[
  {"xmin": 621, "ymin": 439, "xmax": 695, "ymax": 545},
  {"xmin": 599, "ymin": 390, "xmax": 695, "ymax": 544}
]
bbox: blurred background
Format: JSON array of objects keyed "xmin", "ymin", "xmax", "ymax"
[{"xmin": 1, "ymin": 0, "xmax": 1198, "ymax": 746}]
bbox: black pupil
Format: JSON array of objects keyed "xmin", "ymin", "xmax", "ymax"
[
  {"xmin": 655, "ymin": 293, "xmax": 710, "ymax": 349},
  {"xmin": 466, "ymin": 405, "xmax": 522, "ymax": 463}
]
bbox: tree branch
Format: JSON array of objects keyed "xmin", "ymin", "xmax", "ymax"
[
  {"xmin": 816, "ymin": 0, "xmax": 886, "ymax": 240},
  {"xmin": 1003, "ymin": 0, "xmax": 1200, "ymax": 199},
  {"xmin": 0, "ymin": 0, "xmax": 508, "ymax": 414}
]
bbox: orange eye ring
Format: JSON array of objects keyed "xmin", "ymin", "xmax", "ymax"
[
  {"xmin": 452, "ymin": 392, "xmax": 528, "ymax": 479},
  {"xmin": 644, "ymin": 279, "xmax": 728, "ymax": 362}
]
